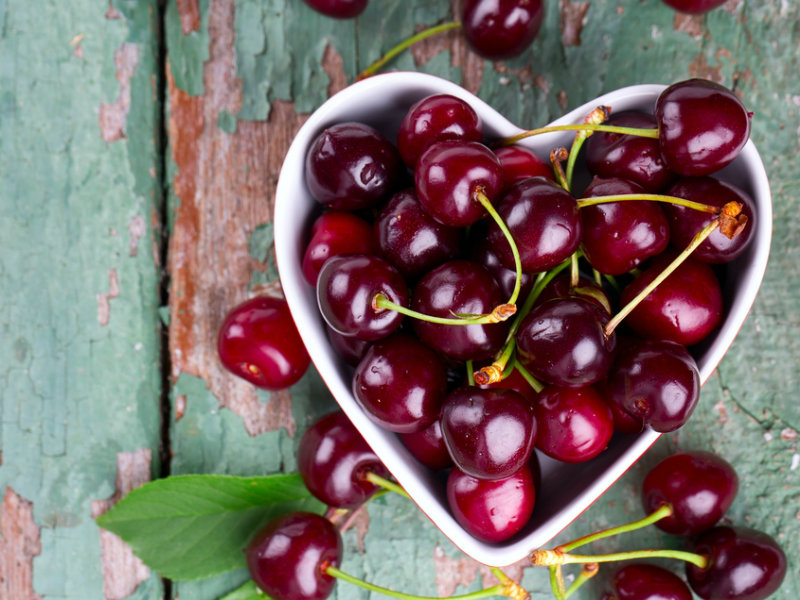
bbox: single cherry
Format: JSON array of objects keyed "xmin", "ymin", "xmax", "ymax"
[
  {"xmin": 642, "ymin": 450, "xmax": 738, "ymax": 536},
  {"xmin": 655, "ymin": 79, "xmax": 751, "ymax": 176},
  {"xmin": 603, "ymin": 563, "xmax": 693, "ymax": 600},
  {"xmin": 399, "ymin": 419, "xmax": 453, "ymax": 471},
  {"xmin": 297, "ymin": 410, "xmax": 389, "ymax": 508},
  {"xmin": 533, "ymin": 385, "xmax": 614, "ymax": 463},
  {"xmin": 303, "ymin": 211, "xmax": 377, "ymax": 285},
  {"xmin": 447, "ymin": 464, "xmax": 536, "ymax": 542},
  {"xmin": 441, "ymin": 386, "xmax": 536, "ymax": 480},
  {"xmin": 246, "ymin": 511, "xmax": 342, "ymax": 600},
  {"xmin": 605, "ymin": 338, "xmax": 700, "ymax": 433},
  {"xmin": 305, "ymin": 122, "xmax": 402, "ymax": 210},
  {"xmin": 316, "ymin": 254, "xmax": 407, "ymax": 341},
  {"xmin": 534, "ymin": 273, "xmax": 611, "ymax": 315},
  {"xmin": 686, "ymin": 526, "xmax": 787, "ymax": 600},
  {"xmin": 660, "ymin": 0, "xmax": 727, "ymax": 14},
  {"xmin": 461, "ymin": 0, "xmax": 545, "ymax": 60},
  {"xmin": 397, "ymin": 94, "xmax": 482, "ymax": 167},
  {"xmin": 217, "ymin": 296, "xmax": 310, "ymax": 390},
  {"xmin": 494, "ymin": 144, "xmax": 554, "ymax": 191},
  {"xmin": 353, "ymin": 334, "xmax": 448, "ymax": 433},
  {"xmin": 469, "ymin": 221, "xmax": 534, "ymax": 301},
  {"xmin": 302, "ymin": 0, "xmax": 368, "ymax": 18},
  {"xmin": 325, "ymin": 325, "xmax": 371, "ymax": 366},
  {"xmin": 375, "ymin": 188, "xmax": 464, "ymax": 280}
]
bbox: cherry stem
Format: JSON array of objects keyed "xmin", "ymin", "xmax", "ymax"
[
  {"xmin": 570, "ymin": 253, "xmax": 580, "ymax": 288},
  {"xmin": 604, "ymin": 216, "xmax": 722, "ymax": 337},
  {"xmin": 549, "ymin": 566, "xmax": 566, "ymax": 600},
  {"xmin": 564, "ymin": 563, "xmax": 599, "ymax": 599},
  {"xmin": 557, "ymin": 504, "xmax": 673, "ymax": 553},
  {"xmin": 511, "ymin": 359, "xmax": 544, "ymax": 393},
  {"xmin": 474, "ymin": 187, "xmax": 523, "ymax": 307},
  {"xmin": 357, "ymin": 21, "xmax": 462, "ymax": 80},
  {"xmin": 326, "ymin": 565, "xmax": 511, "ymax": 600},
  {"xmin": 499, "ymin": 123, "xmax": 659, "ymax": 146},
  {"xmin": 490, "ymin": 568, "xmax": 530, "ymax": 600},
  {"xmin": 577, "ymin": 193, "xmax": 721, "ymax": 214},
  {"xmin": 373, "ymin": 293, "xmax": 516, "ymax": 326},
  {"xmin": 566, "ymin": 105, "xmax": 610, "ymax": 189},
  {"xmin": 363, "ymin": 471, "xmax": 411, "ymax": 499},
  {"xmin": 473, "ymin": 340, "xmax": 516, "ymax": 386},
  {"xmin": 532, "ymin": 548, "xmax": 708, "ymax": 569},
  {"xmin": 550, "ymin": 147, "xmax": 570, "ymax": 191}
]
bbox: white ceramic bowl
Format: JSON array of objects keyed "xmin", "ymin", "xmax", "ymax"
[{"xmin": 274, "ymin": 72, "xmax": 771, "ymax": 566}]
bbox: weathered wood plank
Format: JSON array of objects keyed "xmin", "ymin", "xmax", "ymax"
[{"xmin": 0, "ymin": 1, "xmax": 163, "ymax": 598}]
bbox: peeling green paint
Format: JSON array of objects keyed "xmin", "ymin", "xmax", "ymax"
[
  {"xmin": 247, "ymin": 222, "xmax": 279, "ymax": 286},
  {"xmin": 166, "ymin": 0, "xmax": 210, "ymax": 96},
  {"xmin": 218, "ymin": 108, "xmax": 238, "ymax": 133}
]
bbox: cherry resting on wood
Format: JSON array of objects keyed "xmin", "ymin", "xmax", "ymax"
[
  {"xmin": 461, "ymin": 0, "xmax": 545, "ymax": 60},
  {"xmin": 217, "ymin": 296, "xmax": 310, "ymax": 390},
  {"xmin": 246, "ymin": 511, "xmax": 342, "ymax": 600},
  {"xmin": 602, "ymin": 563, "xmax": 693, "ymax": 600},
  {"xmin": 660, "ymin": 0, "xmax": 727, "ymax": 14}
]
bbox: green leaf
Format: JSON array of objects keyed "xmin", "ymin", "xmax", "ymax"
[
  {"xmin": 219, "ymin": 580, "xmax": 269, "ymax": 600},
  {"xmin": 95, "ymin": 473, "xmax": 324, "ymax": 581}
]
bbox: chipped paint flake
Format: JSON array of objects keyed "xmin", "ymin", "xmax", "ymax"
[
  {"xmin": 782, "ymin": 428, "xmax": 798, "ymax": 442},
  {"xmin": 128, "ymin": 215, "xmax": 146, "ymax": 257},
  {"xmin": 714, "ymin": 399, "xmax": 728, "ymax": 424},
  {"xmin": 791, "ymin": 454, "xmax": 800, "ymax": 471},
  {"xmin": 559, "ymin": 0, "xmax": 590, "ymax": 46},
  {"xmin": 674, "ymin": 13, "xmax": 704, "ymax": 37},
  {"xmin": 99, "ymin": 43, "xmax": 140, "ymax": 143},
  {"xmin": 97, "ymin": 269, "xmax": 120, "ymax": 326},
  {"xmin": 0, "ymin": 487, "xmax": 42, "ymax": 600},
  {"xmin": 91, "ymin": 450, "xmax": 152, "ymax": 600},
  {"xmin": 105, "ymin": 1, "xmax": 123, "ymax": 20}
]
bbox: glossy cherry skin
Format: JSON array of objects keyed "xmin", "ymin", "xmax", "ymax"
[
  {"xmin": 606, "ymin": 338, "xmax": 700, "ymax": 433},
  {"xmin": 375, "ymin": 188, "xmax": 464, "ymax": 280},
  {"xmin": 516, "ymin": 297, "xmax": 616, "ymax": 388},
  {"xmin": 487, "ymin": 177, "xmax": 582, "ymax": 273},
  {"xmin": 533, "ymin": 385, "xmax": 614, "ymax": 463},
  {"xmin": 302, "ymin": 0, "xmax": 367, "ymax": 18},
  {"xmin": 353, "ymin": 334, "xmax": 448, "ymax": 433},
  {"xmin": 305, "ymin": 122, "xmax": 402, "ymax": 210},
  {"xmin": 412, "ymin": 260, "xmax": 509, "ymax": 361},
  {"xmin": 642, "ymin": 450, "xmax": 738, "ymax": 536},
  {"xmin": 603, "ymin": 563, "xmax": 693, "ymax": 600},
  {"xmin": 246, "ymin": 511, "xmax": 342, "ymax": 600},
  {"xmin": 415, "ymin": 140, "xmax": 504, "ymax": 227},
  {"xmin": 686, "ymin": 527, "xmax": 787, "ymax": 600},
  {"xmin": 494, "ymin": 145, "xmax": 553, "ymax": 191},
  {"xmin": 399, "ymin": 419, "xmax": 453, "ymax": 471},
  {"xmin": 303, "ymin": 211, "xmax": 377, "ymax": 285},
  {"xmin": 447, "ymin": 464, "xmax": 535, "ymax": 542},
  {"xmin": 397, "ymin": 94, "xmax": 482, "ymax": 167},
  {"xmin": 481, "ymin": 367, "xmax": 539, "ymax": 405},
  {"xmin": 316, "ymin": 254, "xmax": 407, "ymax": 341},
  {"xmin": 584, "ymin": 110, "xmax": 675, "ymax": 192},
  {"xmin": 660, "ymin": 0, "xmax": 727, "ymax": 14},
  {"xmin": 217, "ymin": 296, "xmax": 310, "ymax": 390},
  {"xmin": 655, "ymin": 79, "xmax": 751, "ymax": 176},
  {"xmin": 468, "ymin": 221, "xmax": 534, "ymax": 301},
  {"xmin": 534, "ymin": 273, "xmax": 611, "ymax": 315},
  {"xmin": 665, "ymin": 176, "xmax": 755, "ymax": 263},
  {"xmin": 325, "ymin": 325, "xmax": 371, "ymax": 366},
  {"xmin": 579, "ymin": 177, "xmax": 670, "ymax": 275},
  {"xmin": 462, "ymin": 0, "xmax": 545, "ymax": 60},
  {"xmin": 441, "ymin": 386, "xmax": 536, "ymax": 480},
  {"xmin": 620, "ymin": 253, "xmax": 722, "ymax": 346},
  {"xmin": 297, "ymin": 410, "xmax": 389, "ymax": 508}
]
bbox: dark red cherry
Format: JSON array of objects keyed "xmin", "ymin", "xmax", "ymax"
[
  {"xmin": 606, "ymin": 338, "xmax": 700, "ymax": 433},
  {"xmin": 660, "ymin": 0, "xmax": 727, "ymax": 14},
  {"xmin": 468, "ymin": 221, "xmax": 535, "ymax": 301},
  {"xmin": 246, "ymin": 511, "xmax": 342, "ymax": 600},
  {"xmin": 303, "ymin": 211, "xmax": 377, "ymax": 285},
  {"xmin": 353, "ymin": 334, "xmax": 448, "ymax": 433},
  {"xmin": 412, "ymin": 260, "xmax": 509, "ymax": 361},
  {"xmin": 415, "ymin": 140, "xmax": 504, "ymax": 227},
  {"xmin": 297, "ymin": 410, "xmax": 389, "ymax": 508},
  {"xmin": 620, "ymin": 252, "xmax": 722, "ymax": 346},
  {"xmin": 441, "ymin": 386, "xmax": 536, "ymax": 480},
  {"xmin": 533, "ymin": 385, "xmax": 614, "ymax": 463},
  {"xmin": 217, "ymin": 296, "xmax": 310, "ymax": 390},
  {"xmin": 375, "ymin": 188, "xmax": 464, "ymax": 280},
  {"xmin": 316, "ymin": 254, "xmax": 407, "ymax": 341},
  {"xmin": 642, "ymin": 450, "xmax": 738, "ymax": 536},
  {"xmin": 447, "ymin": 465, "xmax": 535, "ymax": 542},
  {"xmin": 302, "ymin": 0, "xmax": 367, "ymax": 18},
  {"xmin": 461, "ymin": 0, "xmax": 545, "ymax": 60},
  {"xmin": 399, "ymin": 419, "xmax": 453, "ymax": 471},
  {"xmin": 655, "ymin": 79, "xmax": 751, "ymax": 176},
  {"xmin": 534, "ymin": 273, "xmax": 611, "ymax": 315},
  {"xmin": 481, "ymin": 367, "xmax": 539, "ymax": 405},
  {"xmin": 325, "ymin": 325, "xmax": 371, "ymax": 366},
  {"xmin": 583, "ymin": 111, "xmax": 675, "ymax": 192},
  {"xmin": 397, "ymin": 94, "xmax": 482, "ymax": 167},
  {"xmin": 305, "ymin": 122, "xmax": 402, "ymax": 210},
  {"xmin": 686, "ymin": 527, "xmax": 787, "ymax": 600},
  {"xmin": 516, "ymin": 297, "xmax": 616, "ymax": 388},
  {"xmin": 486, "ymin": 177, "xmax": 582, "ymax": 273},
  {"xmin": 579, "ymin": 177, "xmax": 670, "ymax": 275},
  {"xmin": 665, "ymin": 176, "xmax": 755, "ymax": 263},
  {"xmin": 494, "ymin": 145, "xmax": 553, "ymax": 191},
  {"xmin": 604, "ymin": 563, "xmax": 693, "ymax": 600}
]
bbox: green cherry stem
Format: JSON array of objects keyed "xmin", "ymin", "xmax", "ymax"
[
  {"xmin": 373, "ymin": 294, "xmax": 516, "ymax": 326},
  {"xmin": 357, "ymin": 21, "xmax": 462, "ymax": 80},
  {"xmin": 558, "ymin": 504, "xmax": 673, "ymax": 553},
  {"xmin": 363, "ymin": 471, "xmax": 411, "ymax": 499},
  {"xmin": 549, "ymin": 566, "xmax": 566, "ymax": 600},
  {"xmin": 531, "ymin": 548, "xmax": 708, "ymax": 569},
  {"xmin": 511, "ymin": 358, "xmax": 544, "ymax": 394},
  {"xmin": 576, "ymin": 193, "xmax": 721, "ymax": 214},
  {"xmin": 500, "ymin": 123, "xmax": 659, "ymax": 147},
  {"xmin": 326, "ymin": 566, "xmax": 516, "ymax": 600},
  {"xmin": 564, "ymin": 563, "xmax": 599, "ymax": 599},
  {"xmin": 566, "ymin": 105, "xmax": 610, "ymax": 189}
]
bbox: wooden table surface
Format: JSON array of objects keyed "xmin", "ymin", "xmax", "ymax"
[{"xmin": 1, "ymin": 0, "xmax": 798, "ymax": 598}]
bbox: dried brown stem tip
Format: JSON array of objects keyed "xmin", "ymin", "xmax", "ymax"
[
  {"xmin": 490, "ymin": 303, "xmax": 517, "ymax": 322},
  {"xmin": 718, "ymin": 200, "xmax": 748, "ymax": 239},
  {"xmin": 531, "ymin": 548, "xmax": 566, "ymax": 567},
  {"xmin": 474, "ymin": 364, "xmax": 503, "ymax": 386}
]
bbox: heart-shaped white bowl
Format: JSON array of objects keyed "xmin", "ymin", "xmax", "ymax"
[{"xmin": 275, "ymin": 72, "xmax": 771, "ymax": 566}]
